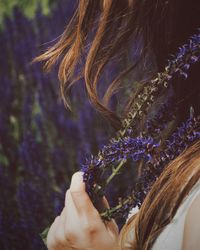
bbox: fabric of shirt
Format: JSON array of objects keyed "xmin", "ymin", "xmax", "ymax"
[{"xmin": 124, "ymin": 180, "xmax": 200, "ymax": 250}]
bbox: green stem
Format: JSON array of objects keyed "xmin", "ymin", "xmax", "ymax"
[
  {"xmin": 105, "ymin": 159, "xmax": 127, "ymax": 185},
  {"xmin": 100, "ymin": 195, "xmax": 133, "ymax": 220}
]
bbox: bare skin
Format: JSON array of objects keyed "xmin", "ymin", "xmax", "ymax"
[
  {"xmin": 182, "ymin": 194, "xmax": 200, "ymax": 250},
  {"xmin": 46, "ymin": 172, "xmax": 119, "ymax": 250}
]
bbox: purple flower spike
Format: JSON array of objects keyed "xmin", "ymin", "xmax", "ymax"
[
  {"xmin": 81, "ymin": 134, "xmax": 160, "ymax": 198},
  {"xmin": 101, "ymin": 116, "xmax": 200, "ymax": 221}
]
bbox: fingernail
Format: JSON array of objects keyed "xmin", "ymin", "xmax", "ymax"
[{"xmin": 70, "ymin": 172, "xmax": 85, "ymax": 192}]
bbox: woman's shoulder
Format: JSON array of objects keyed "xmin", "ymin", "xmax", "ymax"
[
  {"xmin": 181, "ymin": 179, "xmax": 200, "ymax": 212},
  {"xmin": 152, "ymin": 179, "xmax": 200, "ymax": 250},
  {"xmin": 181, "ymin": 188, "xmax": 200, "ymax": 249},
  {"xmin": 121, "ymin": 179, "xmax": 200, "ymax": 250}
]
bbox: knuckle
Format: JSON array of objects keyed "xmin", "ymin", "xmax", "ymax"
[
  {"xmin": 64, "ymin": 228, "xmax": 78, "ymax": 243},
  {"xmin": 66, "ymin": 233, "xmax": 77, "ymax": 243},
  {"xmin": 54, "ymin": 228, "xmax": 65, "ymax": 245},
  {"xmin": 82, "ymin": 222, "xmax": 98, "ymax": 235}
]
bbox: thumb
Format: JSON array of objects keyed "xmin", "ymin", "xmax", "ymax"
[
  {"xmin": 70, "ymin": 171, "xmax": 85, "ymax": 192},
  {"xmin": 69, "ymin": 171, "xmax": 97, "ymax": 215}
]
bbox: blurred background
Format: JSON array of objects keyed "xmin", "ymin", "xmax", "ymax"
[{"xmin": 0, "ymin": 1, "xmax": 136, "ymax": 249}]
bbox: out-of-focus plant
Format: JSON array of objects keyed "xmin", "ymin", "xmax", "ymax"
[
  {"xmin": 0, "ymin": 0, "xmax": 57, "ymax": 28},
  {"xmin": 0, "ymin": 1, "xmax": 119, "ymax": 249}
]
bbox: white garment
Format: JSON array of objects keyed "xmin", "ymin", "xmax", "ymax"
[{"xmin": 126, "ymin": 180, "xmax": 200, "ymax": 250}]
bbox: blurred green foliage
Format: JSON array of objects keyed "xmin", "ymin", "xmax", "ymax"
[{"xmin": 0, "ymin": 0, "xmax": 55, "ymax": 27}]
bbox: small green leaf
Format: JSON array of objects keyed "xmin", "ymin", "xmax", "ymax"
[{"xmin": 40, "ymin": 226, "xmax": 50, "ymax": 246}]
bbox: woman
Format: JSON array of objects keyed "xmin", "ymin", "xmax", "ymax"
[{"xmin": 35, "ymin": 0, "xmax": 200, "ymax": 249}]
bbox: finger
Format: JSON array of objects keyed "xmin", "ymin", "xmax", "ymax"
[
  {"xmin": 70, "ymin": 171, "xmax": 86, "ymax": 192},
  {"xmin": 47, "ymin": 216, "xmax": 61, "ymax": 250},
  {"xmin": 64, "ymin": 189, "xmax": 78, "ymax": 227},
  {"xmin": 101, "ymin": 196, "xmax": 110, "ymax": 209},
  {"xmin": 65, "ymin": 189, "xmax": 74, "ymax": 207},
  {"xmin": 54, "ymin": 209, "xmax": 68, "ymax": 249},
  {"xmin": 104, "ymin": 218, "xmax": 119, "ymax": 238},
  {"xmin": 64, "ymin": 190, "xmax": 89, "ymax": 247},
  {"xmin": 70, "ymin": 172, "xmax": 118, "ymax": 236},
  {"xmin": 69, "ymin": 172, "xmax": 118, "ymax": 237},
  {"xmin": 94, "ymin": 196, "xmax": 110, "ymax": 212},
  {"xmin": 100, "ymin": 196, "xmax": 119, "ymax": 237},
  {"xmin": 69, "ymin": 172, "xmax": 99, "ymax": 217}
]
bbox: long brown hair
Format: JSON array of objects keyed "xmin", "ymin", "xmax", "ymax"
[
  {"xmin": 120, "ymin": 140, "xmax": 200, "ymax": 249},
  {"xmin": 34, "ymin": 0, "xmax": 200, "ymax": 128},
  {"xmin": 33, "ymin": 0, "xmax": 178, "ymax": 128}
]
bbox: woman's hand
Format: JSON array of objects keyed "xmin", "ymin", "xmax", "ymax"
[{"xmin": 46, "ymin": 172, "xmax": 119, "ymax": 250}]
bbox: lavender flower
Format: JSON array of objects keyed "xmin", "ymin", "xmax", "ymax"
[
  {"xmin": 0, "ymin": 1, "xmax": 110, "ymax": 248},
  {"xmin": 117, "ymin": 29, "xmax": 200, "ymax": 138},
  {"xmin": 81, "ymin": 135, "xmax": 160, "ymax": 197},
  {"xmin": 101, "ymin": 116, "xmax": 200, "ymax": 220},
  {"xmin": 145, "ymin": 95, "xmax": 176, "ymax": 136}
]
